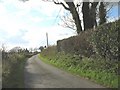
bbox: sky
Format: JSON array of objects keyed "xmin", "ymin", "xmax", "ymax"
[{"xmin": 0, "ymin": 0, "xmax": 119, "ymax": 50}]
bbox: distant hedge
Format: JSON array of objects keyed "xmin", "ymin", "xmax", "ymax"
[{"xmin": 57, "ymin": 19, "xmax": 119, "ymax": 60}]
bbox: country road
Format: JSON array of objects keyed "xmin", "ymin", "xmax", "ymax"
[{"xmin": 24, "ymin": 54, "xmax": 105, "ymax": 88}]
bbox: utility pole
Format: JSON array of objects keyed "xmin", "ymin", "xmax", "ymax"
[{"xmin": 46, "ymin": 32, "xmax": 48, "ymax": 47}]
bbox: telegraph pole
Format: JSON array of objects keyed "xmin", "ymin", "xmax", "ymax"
[{"xmin": 46, "ymin": 32, "xmax": 48, "ymax": 47}]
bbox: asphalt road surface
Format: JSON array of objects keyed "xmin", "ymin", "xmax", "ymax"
[{"xmin": 24, "ymin": 55, "xmax": 105, "ymax": 88}]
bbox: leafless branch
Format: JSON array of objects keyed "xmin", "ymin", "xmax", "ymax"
[
  {"xmin": 53, "ymin": 0, "xmax": 70, "ymax": 11},
  {"xmin": 59, "ymin": 13, "xmax": 76, "ymax": 30},
  {"xmin": 106, "ymin": 4, "xmax": 114, "ymax": 13}
]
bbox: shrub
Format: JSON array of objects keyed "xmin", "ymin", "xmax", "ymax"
[
  {"xmin": 40, "ymin": 48, "xmax": 118, "ymax": 88},
  {"xmin": 41, "ymin": 45, "xmax": 57, "ymax": 58},
  {"xmin": 57, "ymin": 19, "xmax": 119, "ymax": 60},
  {"xmin": 57, "ymin": 31, "xmax": 94, "ymax": 57},
  {"xmin": 2, "ymin": 53, "xmax": 27, "ymax": 88},
  {"xmin": 91, "ymin": 19, "xmax": 119, "ymax": 60}
]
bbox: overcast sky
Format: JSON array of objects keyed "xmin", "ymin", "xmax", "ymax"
[{"xmin": 0, "ymin": 0, "xmax": 119, "ymax": 50}]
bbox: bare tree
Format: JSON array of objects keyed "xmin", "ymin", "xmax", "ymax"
[
  {"xmin": 53, "ymin": 0, "xmax": 99, "ymax": 31},
  {"xmin": 59, "ymin": 1, "xmax": 114, "ymax": 31},
  {"xmin": 53, "ymin": 0, "xmax": 83, "ymax": 34},
  {"xmin": 1, "ymin": 44, "xmax": 7, "ymax": 59},
  {"xmin": 59, "ymin": 12, "xmax": 76, "ymax": 30},
  {"xmin": 98, "ymin": 2, "xmax": 116, "ymax": 24},
  {"xmin": 82, "ymin": 1, "xmax": 99, "ymax": 30},
  {"xmin": 1, "ymin": 44, "xmax": 6, "ymax": 52},
  {"xmin": 20, "ymin": 0, "xmax": 115, "ymax": 32}
]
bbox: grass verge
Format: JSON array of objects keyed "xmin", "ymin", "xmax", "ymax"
[{"xmin": 39, "ymin": 46, "xmax": 118, "ymax": 88}]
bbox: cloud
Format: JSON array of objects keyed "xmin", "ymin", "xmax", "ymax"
[
  {"xmin": 22, "ymin": 25, "xmax": 76, "ymax": 48},
  {"xmin": 0, "ymin": 0, "xmax": 75, "ymax": 50},
  {"xmin": 7, "ymin": 34, "xmax": 29, "ymax": 45},
  {"xmin": 1, "ymin": 0, "xmax": 117, "ymax": 51}
]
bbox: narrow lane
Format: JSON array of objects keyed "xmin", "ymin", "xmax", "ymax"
[{"xmin": 24, "ymin": 55, "xmax": 104, "ymax": 88}]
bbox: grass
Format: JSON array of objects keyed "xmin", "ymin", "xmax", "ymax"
[
  {"xmin": 2, "ymin": 53, "xmax": 27, "ymax": 88},
  {"xmin": 39, "ymin": 46, "xmax": 118, "ymax": 88}
]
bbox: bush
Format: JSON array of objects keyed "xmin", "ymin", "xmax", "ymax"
[
  {"xmin": 2, "ymin": 53, "xmax": 27, "ymax": 88},
  {"xmin": 40, "ymin": 48, "xmax": 118, "ymax": 88},
  {"xmin": 57, "ymin": 31, "xmax": 94, "ymax": 57},
  {"xmin": 57, "ymin": 19, "xmax": 119, "ymax": 60},
  {"xmin": 41, "ymin": 45, "xmax": 57, "ymax": 58},
  {"xmin": 91, "ymin": 19, "xmax": 119, "ymax": 60}
]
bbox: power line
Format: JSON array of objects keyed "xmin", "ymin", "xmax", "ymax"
[{"xmin": 52, "ymin": 8, "xmax": 62, "ymax": 25}]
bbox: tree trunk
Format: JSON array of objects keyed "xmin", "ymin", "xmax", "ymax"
[
  {"xmin": 82, "ymin": 2, "xmax": 99, "ymax": 30},
  {"xmin": 66, "ymin": 2, "xmax": 82, "ymax": 34},
  {"xmin": 90, "ymin": 2, "xmax": 99, "ymax": 27},
  {"xmin": 99, "ymin": 2, "xmax": 106, "ymax": 25},
  {"xmin": 82, "ymin": 2, "xmax": 91, "ymax": 30}
]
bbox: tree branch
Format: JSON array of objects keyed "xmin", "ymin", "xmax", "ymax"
[
  {"xmin": 59, "ymin": 14, "xmax": 76, "ymax": 30},
  {"xmin": 53, "ymin": 0, "xmax": 70, "ymax": 11}
]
